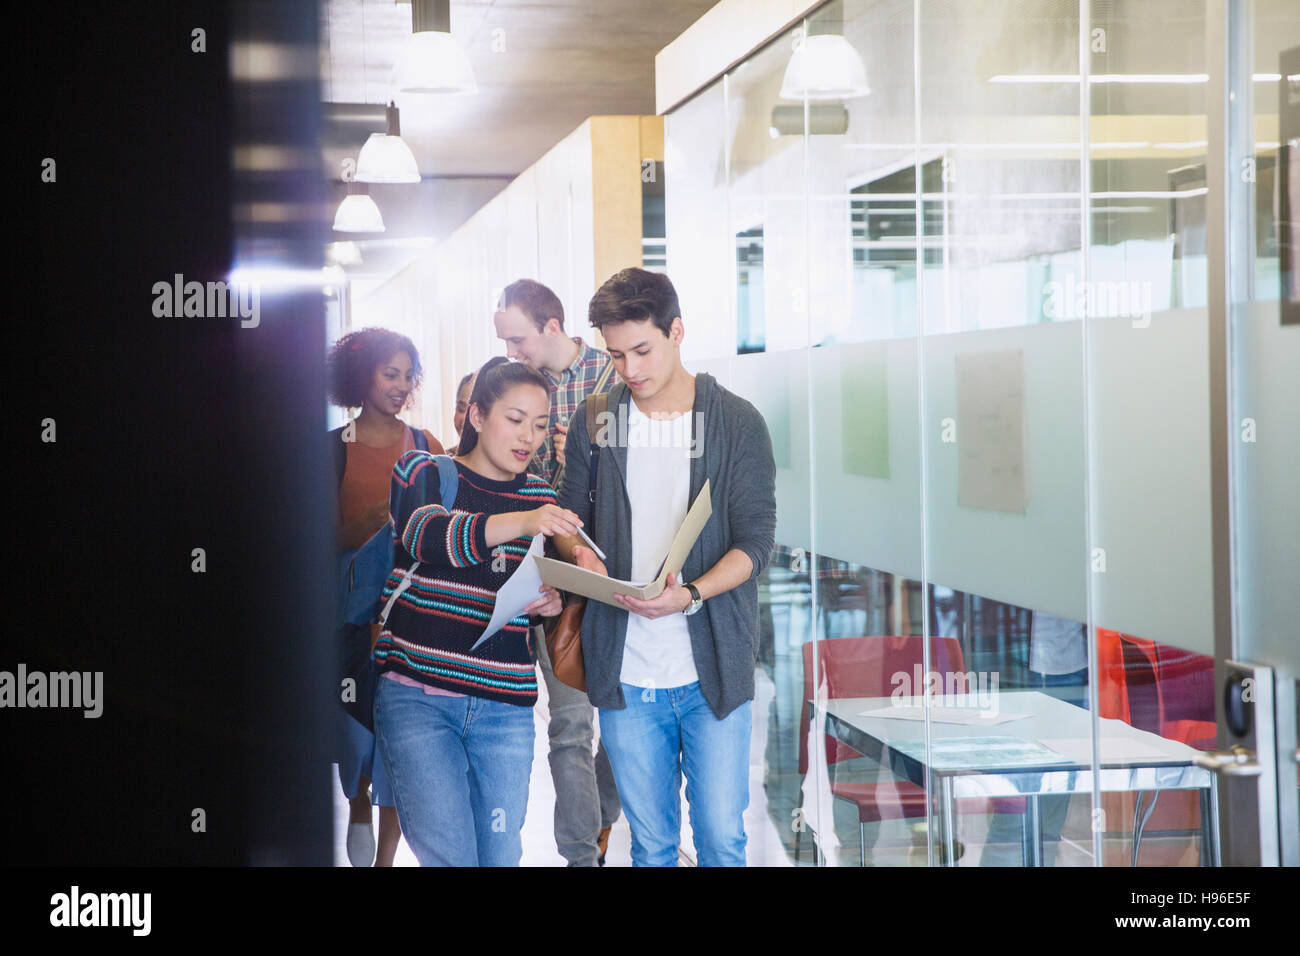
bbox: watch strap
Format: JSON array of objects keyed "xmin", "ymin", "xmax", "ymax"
[{"xmin": 683, "ymin": 582, "xmax": 702, "ymax": 615}]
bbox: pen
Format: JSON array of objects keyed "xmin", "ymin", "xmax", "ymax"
[{"xmin": 576, "ymin": 525, "xmax": 606, "ymax": 561}]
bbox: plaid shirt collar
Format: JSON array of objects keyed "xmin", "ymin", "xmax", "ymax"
[
  {"xmin": 544, "ymin": 337, "xmax": 603, "ymax": 386},
  {"xmin": 533, "ymin": 337, "xmax": 613, "ymax": 485}
]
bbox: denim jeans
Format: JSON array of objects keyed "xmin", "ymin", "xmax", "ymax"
[
  {"xmin": 374, "ymin": 676, "xmax": 535, "ymax": 866},
  {"xmin": 599, "ymin": 681, "xmax": 751, "ymax": 867},
  {"xmin": 535, "ymin": 630, "xmax": 622, "ymax": 866}
]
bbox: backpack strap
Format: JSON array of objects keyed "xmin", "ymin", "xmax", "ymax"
[
  {"xmin": 591, "ymin": 356, "xmax": 615, "ymax": 395},
  {"xmin": 432, "ymin": 453, "xmax": 458, "ymax": 509},
  {"xmin": 549, "ymin": 358, "xmax": 614, "ymax": 491},
  {"xmin": 377, "ymin": 453, "xmax": 458, "ymax": 627},
  {"xmin": 584, "ymin": 391, "xmax": 611, "ymax": 505},
  {"xmin": 378, "ymin": 567, "xmax": 416, "ymax": 627},
  {"xmin": 330, "ymin": 425, "xmax": 347, "ymax": 488}
]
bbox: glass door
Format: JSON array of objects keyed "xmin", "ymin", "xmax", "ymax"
[{"xmin": 1213, "ymin": 0, "xmax": 1300, "ymax": 867}]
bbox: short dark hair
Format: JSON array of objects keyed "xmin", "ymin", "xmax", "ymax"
[
  {"xmin": 326, "ymin": 327, "xmax": 423, "ymax": 409},
  {"xmin": 458, "ymin": 356, "xmax": 552, "ymax": 456},
  {"xmin": 498, "ymin": 278, "xmax": 564, "ymax": 333},
  {"xmin": 588, "ymin": 268, "xmax": 680, "ymax": 337}
]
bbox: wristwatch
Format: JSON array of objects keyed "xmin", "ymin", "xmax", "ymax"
[{"xmin": 682, "ymin": 582, "xmax": 703, "ymax": 616}]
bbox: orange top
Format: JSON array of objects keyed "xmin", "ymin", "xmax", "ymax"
[{"xmin": 339, "ymin": 427, "xmax": 445, "ymax": 541}]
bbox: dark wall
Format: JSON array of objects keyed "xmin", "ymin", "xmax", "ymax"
[{"xmin": 10, "ymin": 0, "xmax": 333, "ymax": 865}]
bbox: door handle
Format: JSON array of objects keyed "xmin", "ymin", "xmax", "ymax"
[{"xmin": 1195, "ymin": 746, "xmax": 1263, "ymax": 777}]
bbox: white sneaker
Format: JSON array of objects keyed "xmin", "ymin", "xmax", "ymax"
[{"xmin": 346, "ymin": 821, "xmax": 376, "ymax": 867}]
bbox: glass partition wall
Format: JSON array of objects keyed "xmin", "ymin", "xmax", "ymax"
[{"xmin": 664, "ymin": 0, "xmax": 1299, "ymax": 865}]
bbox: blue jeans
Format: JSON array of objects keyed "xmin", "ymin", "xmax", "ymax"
[
  {"xmin": 599, "ymin": 682, "xmax": 751, "ymax": 867},
  {"xmin": 374, "ymin": 677, "xmax": 535, "ymax": 866}
]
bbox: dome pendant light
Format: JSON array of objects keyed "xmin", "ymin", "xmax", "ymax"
[
  {"xmin": 356, "ymin": 101, "xmax": 421, "ymax": 183},
  {"xmin": 780, "ymin": 5, "xmax": 869, "ymax": 101},
  {"xmin": 392, "ymin": 0, "xmax": 478, "ymax": 95},
  {"xmin": 333, "ymin": 180, "xmax": 386, "ymax": 233}
]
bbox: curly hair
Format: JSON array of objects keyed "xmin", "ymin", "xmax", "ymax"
[{"xmin": 326, "ymin": 327, "xmax": 424, "ymax": 409}]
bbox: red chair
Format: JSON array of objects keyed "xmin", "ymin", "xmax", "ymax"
[
  {"xmin": 796, "ymin": 635, "xmax": 1024, "ymax": 865},
  {"xmin": 1097, "ymin": 629, "xmax": 1214, "ymax": 745},
  {"xmin": 1096, "ymin": 629, "xmax": 1216, "ymax": 853}
]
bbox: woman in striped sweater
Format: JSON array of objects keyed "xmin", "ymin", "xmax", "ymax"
[{"xmin": 373, "ymin": 357, "xmax": 582, "ymax": 866}]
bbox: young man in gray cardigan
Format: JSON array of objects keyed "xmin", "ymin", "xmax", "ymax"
[{"xmin": 553, "ymin": 268, "xmax": 776, "ymax": 866}]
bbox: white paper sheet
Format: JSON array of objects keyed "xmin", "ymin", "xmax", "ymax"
[
  {"xmin": 890, "ymin": 736, "xmax": 1073, "ymax": 770},
  {"xmin": 857, "ymin": 704, "xmax": 1032, "ymax": 726},
  {"xmin": 470, "ymin": 534, "xmax": 546, "ymax": 650},
  {"xmin": 1037, "ymin": 737, "xmax": 1183, "ymax": 763}
]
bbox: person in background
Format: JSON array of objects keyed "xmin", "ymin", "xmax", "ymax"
[
  {"xmin": 552, "ymin": 268, "xmax": 777, "ymax": 867},
  {"xmin": 980, "ymin": 610, "xmax": 1088, "ymax": 866},
  {"xmin": 494, "ymin": 278, "xmax": 622, "ymax": 866},
  {"xmin": 327, "ymin": 327, "xmax": 446, "ymax": 867},
  {"xmin": 447, "ymin": 372, "xmax": 474, "ymax": 455},
  {"xmin": 372, "ymin": 356, "xmax": 573, "ymax": 866}
]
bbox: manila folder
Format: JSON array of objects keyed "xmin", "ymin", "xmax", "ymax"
[{"xmin": 534, "ymin": 480, "xmax": 713, "ymax": 608}]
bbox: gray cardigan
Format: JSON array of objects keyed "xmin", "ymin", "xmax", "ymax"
[{"xmin": 556, "ymin": 372, "xmax": 777, "ymax": 719}]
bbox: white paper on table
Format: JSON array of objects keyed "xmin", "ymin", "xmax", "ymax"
[
  {"xmin": 1037, "ymin": 737, "xmax": 1182, "ymax": 763},
  {"xmin": 857, "ymin": 704, "xmax": 1032, "ymax": 726},
  {"xmin": 470, "ymin": 534, "xmax": 546, "ymax": 650}
]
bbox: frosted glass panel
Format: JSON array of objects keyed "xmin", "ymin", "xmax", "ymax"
[
  {"xmin": 1235, "ymin": 1, "xmax": 1300, "ymax": 672},
  {"xmin": 666, "ymin": 79, "xmax": 732, "ymax": 362}
]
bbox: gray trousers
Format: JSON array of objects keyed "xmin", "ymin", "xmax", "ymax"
[
  {"xmin": 979, "ymin": 794, "xmax": 1072, "ymax": 866},
  {"xmin": 535, "ymin": 627, "xmax": 622, "ymax": 866}
]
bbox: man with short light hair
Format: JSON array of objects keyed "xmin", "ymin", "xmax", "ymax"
[{"xmin": 493, "ymin": 277, "xmax": 621, "ymax": 866}]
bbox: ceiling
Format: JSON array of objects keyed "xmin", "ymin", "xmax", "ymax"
[{"xmin": 321, "ymin": 0, "xmax": 718, "ymax": 179}]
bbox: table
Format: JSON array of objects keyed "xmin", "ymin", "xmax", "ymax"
[{"xmin": 814, "ymin": 691, "xmax": 1220, "ymax": 866}]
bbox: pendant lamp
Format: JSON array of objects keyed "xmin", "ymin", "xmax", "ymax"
[
  {"xmin": 356, "ymin": 101, "xmax": 421, "ymax": 183},
  {"xmin": 392, "ymin": 0, "xmax": 478, "ymax": 94},
  {"xmin": 780, "ymin": 7, "xmax": 869, "ymax": 101},
  {"xmin": 333, "ymin": 180, "xmax": 385, "ymax": 233}
]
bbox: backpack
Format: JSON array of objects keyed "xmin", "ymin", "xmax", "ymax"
[{"xmin": 335, "ymin": 431, "xmax": 455, "ymax": 732}]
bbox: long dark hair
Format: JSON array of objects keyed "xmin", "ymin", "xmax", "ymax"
[{"xmin": 458, "ymin": 356, "xmax": 552, "ymax": 457}]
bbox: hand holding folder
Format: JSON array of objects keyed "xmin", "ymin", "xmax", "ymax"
[{"xmin": 534, "ymin": 481, "xmax": 713, "ymax": 608}]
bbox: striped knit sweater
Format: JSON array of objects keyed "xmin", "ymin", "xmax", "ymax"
[{"xmin": 373, "ymin": 450, "xmax": 555, "ymax": 706}]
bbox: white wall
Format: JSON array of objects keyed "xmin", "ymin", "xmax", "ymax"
[{"xmin": 358, "ymin": 121, "xmax": 607, "ymax": 444}]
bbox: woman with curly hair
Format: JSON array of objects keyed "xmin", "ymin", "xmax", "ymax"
[{"xmin": 328, "ymin": 327, "xmax": 446, "ymax": 867}]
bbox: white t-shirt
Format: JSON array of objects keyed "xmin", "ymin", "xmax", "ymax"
[
  {"xmin": 1029, "ymin": 611, "xmax": 1087, "ymax": 675},
  {"xmin": 619, "ymin": 400, "xmax": 699, "ymax": 690}
]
